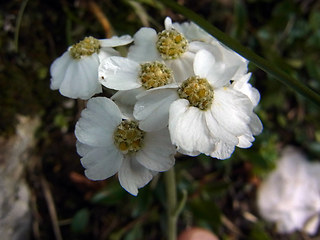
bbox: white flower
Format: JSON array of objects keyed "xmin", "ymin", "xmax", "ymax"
[
  {"xmin": 98, "ymin": 53, "xmax": 177, "ymax": 122},
  {"xmin": 257, "ymin": 147, "xmax": 320, "ymax": 235},
  {"xmin": 75, "ymin": 97, "xmax": 176, "ymax": 196},
  {"xmin": 134, "ymin": 49, "xmax": 262, "ymax": 159},
  {"xmin": 50, "ymin": 35, "xmax": 132, "ymax": 99},
  {"xmin": 98, "ymin": 57, "xmax": 174, "ymax": 91},
  {"xmin": 127, "ymin": 17, "xmax": 200, "ymax": 83}
]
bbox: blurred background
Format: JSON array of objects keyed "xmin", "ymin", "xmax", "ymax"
[{"xmin": 1, "ymin": 0, "xmax": 320, "ymax": 239}]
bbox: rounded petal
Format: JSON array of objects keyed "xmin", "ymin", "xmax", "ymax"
[
  {"xmin": 249, "ymin": 113, "xmax": 263, "ymax": 136},
  {"xmin": 218, "ymin": 42, "xmax": 248, "ymax": 79},
  {"xmin": 135, "ymin": 128, "xmax": 176, "ymax": 171},
  {"xmin": 193, "ymin": 49, "xmax": 216, "ymax": 77},
  {"xmin": 232, "ymin": 73, "xmax": 260, "ymax": 107},
  {"xmin": 194, "ymin": 50, "xmax": 238, "ymax": 88},
  {"xmin": 128, "ymin": 27, "xmax": 161, "ymax": 62},
  {"xmin": 75, "ymin": 97, "xmax": 122, "ymax": 147},
  {"xmin": 98, "ymin": 47, "xmax": 120, "ymax": 62},
  {"xmin": 164, "ymin": 17, "xmax": 173, "ymax": 29},
  {"xmin": 237, "ymin": 135, "xmax": 254, "ymax": 148},
  {"xmin": 165, "ymin": 52, "xmax": 195, "ymax": 83},
  {"xmin": 172, "ymin": 21, "xmax": 215, "ymax": 43},
  {"xmin": 209, "ymin": 141, "xmax": 235, "ymax": 160},
  {"xmin": 118, "ymin": 155, "xmax": 154, "ymax": 196},
  {"xmin": 211, "ymin": 87, "xmax": 253, "ymax": 136},
  {"xmin": 80, "ymin": 146, "xmax": 123, "ymax": 180},
  {"xmin": 204, "ymin": 110, "xmax": 239, "ymax": 146},
  {"xmin": 50, "ymin": 51, "xmax": 71, "ymax": 90},
  {"xmin": 99, "ymin": 35, "xmax": 133, "ymax": 47},
  {"xmin": 59, "ymin": 54, "xmax": 102, "ymax": 99},
  {"xmin": 98, "ymin": 56, "xmax": 141, "ymax": 90},
  {"xmin": 76, "ymin": 141, "xmax": 92, "ymax": 157},
  {"xmin": 134, "ymin": 88, "xmax": 178, "ymax": 131},
  {"xmin": 112, "ymin": 88, "xmax": 145, "ymax": 119},
  {"xmin": 169, "ymin": 99, "xmax": 216, "ymax": 155},
  {"xmin": 188, "ymin": 41, "xmax": 223, "ymax": 61}
]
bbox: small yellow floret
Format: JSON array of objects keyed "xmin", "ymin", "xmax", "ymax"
[
  {"xmin": 156, "ymin": 29, "xmax": 188, "ymax": 60},
  {"xmin": 178, "ymin": 76, "xmax": 214, "ymax": 110},
  {"xmin": 70, "ymin": 36, "xmax": 101, "ymax": 59}
]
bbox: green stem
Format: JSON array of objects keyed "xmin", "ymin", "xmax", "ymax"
[
  {"xmin": 164, "ymin": 167, "xmax": 177, "ymax": 240},
  {"xmin": 14, "ymin": 0, "xmax": 29, "ymax": 52},
  {"xmin": 158, "ymin": 0, "xmax": 320, "ymax": 107}
]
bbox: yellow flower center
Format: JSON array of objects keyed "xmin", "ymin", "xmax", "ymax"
[
  {"xmin": 114, "ymin": 120, "xmax": 145, "ymax": 154},
  {"xmin": 156, "ymin": 29, "xmax": 188, "ymax": 60},
  {"xmin": 178, "ymin": 76, "xmax": 214, "ymax": 110},
  {"xmin": 69, "ymin": 36, "xmax": 101, "ymax": 59},
  {"xmin": 139, "ymin": 62, "xmax": 173, "ymax": 89}
]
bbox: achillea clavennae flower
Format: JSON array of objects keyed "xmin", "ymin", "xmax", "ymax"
[
  {"xmin": 75, "ymin": 97, "xmax": 176, "ymax": 195},
  {"xmin": 50, "ymin": 35, "xmax": 132, "ymax": 99}
]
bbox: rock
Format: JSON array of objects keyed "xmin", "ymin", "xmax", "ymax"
[{"xmin": 0, "ymin": 116, "xmax": 40, "ymax": 240}]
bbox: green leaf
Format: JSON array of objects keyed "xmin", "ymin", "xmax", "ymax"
[
  {"xmin": 71, "ymin": 208, "xmax": 90, "ymax": 233},
  {"xmin": 189, "ymin": 198, "xmax": 222, "ymax": 231},
  {"xmin": 248, "ymin": 222, "xmax": 272, "ymax": 240},
  {"xmin": 90, "ymin": 182, "xmax": 126, "ymax": 206}
]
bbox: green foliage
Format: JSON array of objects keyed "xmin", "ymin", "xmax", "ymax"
[{"xmin": 71, "ymin": 208, "xmax": 90, "ymax": 233}]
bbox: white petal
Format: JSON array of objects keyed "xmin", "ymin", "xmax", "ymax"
[
  {"xmin": 50, "ymin": 51, "xmax": 71, "ymax": 90},
  {"xmin": 112, "ymin": 88, "xmax": 145, "ymax": 119},
  {"xmin": 75, "ymin": 97, "xmax": 122, "ymax": 147},
  {"xmin": 165, "ymin": 52, "xmax": 195, "ymax": 83},
  {"xmin": 189, "ymin": 41, "xmax": 223, "ymax": 61},
  {"xmin": 194, "ymin": 50, "xmax": 239, "ymax": 88},
  {"xmin": 128, "ymin": 27, "xmax": 161, "ymax": 62},
  {"xmin": 249, "ymin": 113, "xmax": 263, "ymax": 135},
  {"xmin": 172, "ymin": 21, "xmax": 215, "ymax": 43},
  {"xmin": 135, "ymin": 129, "xmax": 176, "ymax": 171},
  {"xmin": 98, "ymin": 56, "xmax": 141, "ymax": 90},
  {"xmin": 237, "ymin": 135, "xmax": 254, "ymax": 148},
  {"xmin": 211, "ymin": 87, "xmax": 253, "ymax": 136},
  {"xmin": 193, "ymin": 49, "xmax": 216, "ymax": 77},
  {"xmin": 169, "ymin": 99, "xmax": 216, "ymax": 155},
  {"xmin": 218, "ymin": 42, "xmax": 248, "ymax": 79},
  {"xmin": 98, "ymin": 47, "xmax": 120, "ymax": 62},
  {"xmin": 99, "ymin": 35, "xmax": 133, "ymax": 47},
  {"xmin": 76, "ymin": 141, "xmax": 92, "ymax": 157},
  {"xmin": 164, "ymin": 17, "xmax": 173, "ymax": 29},
  {"xmin": 204, "ymin": 111, "xmax": 239, "ymax": 146},
  {"xmin": 112, "ymin": 88, "xmax": 144, "ymax": 106},
  {"xmin": 209, "ymin": 141, "xmax": 235, "ymax": 160},
  {"xmin": 177, "ymin": 148, "xmax": 201, "ymax": 157},
  {"xmin": 232, "ymin": 73, "xmax": 260, "ymax": 106},
  {"xmin": 59, "ymin": 54, "xmax": 102, "ymax": 99},
  {"xmin": 134, "ymin": 88, "xmax": 178, "ymax": 131},
  {"xmin": 118, "ymin": 155, "xmax": 154, "ymax": 196},
  {"xmin": 81, "ymin": 146, "xmax": 123, "ymax": 180}
]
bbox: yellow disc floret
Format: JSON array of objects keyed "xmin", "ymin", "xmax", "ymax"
[
  {"xmin": 139, "ymin": 62, "xmax": 173, "ymax": 89},
  {"xmin": 178, "ymin": 76, "xmax": 214, "ymax": 110},
  {"xmin": 69, "ymin": 36, "xmax": 101, "ymax": 59},
  {"xmin": 156, "ymin": 29, "xmax": 188, "ymax": 60},
  {"xmin": 114, "ymin": 120, "xmax": 145, "ymax": 154}
]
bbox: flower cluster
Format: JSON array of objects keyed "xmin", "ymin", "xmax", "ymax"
[{"xmin": 50, "ymin": 17, "xmax": 262, "ymax": 195}]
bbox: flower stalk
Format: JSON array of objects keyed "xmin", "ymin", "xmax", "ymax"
[
  {"xmin": 158, "ymin": 0, "xmax": 320, "ymax": 107},
  {"xmin": 164, "ymin": 167, "xmax": 178, "ymax": 240}
]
